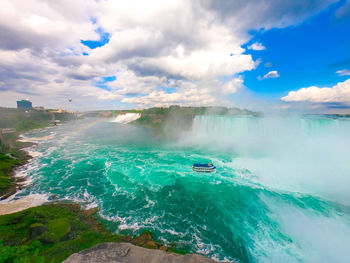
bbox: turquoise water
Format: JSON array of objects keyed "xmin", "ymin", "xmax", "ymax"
[{"xmin": 16, "ymin": 116, "xmax": 350, "ymax": 262}]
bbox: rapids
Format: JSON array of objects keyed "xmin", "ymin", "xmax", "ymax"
[{"xmin": 9, "ymin": 115, "xmax": 350, "ymax": 263}]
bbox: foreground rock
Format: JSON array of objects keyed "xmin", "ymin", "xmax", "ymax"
[{"xmin": 64, "ymin": 242, "xmax": 218, "ymax": 263}]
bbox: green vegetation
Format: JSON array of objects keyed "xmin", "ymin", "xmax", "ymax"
[
  {"xmin": 0, "ymin": 108, "xmax": 76, "ymax": 134},
  {"xmin": 0, "ymin": 204, "xmax": 120, "ymax": 263},
  {"xmin": 0, "ymin": 151, "xmax": 27, "ymax": 199},
  {"xmin": 0, "ymin": 154, "xmax": 19, "ymax": 197},
  {"xmin": 0, "ymin": 204, "xmax": 187, "ymax": 262},
  {"xmin": 139, "ymin": 105, "xmax": 259, "ymax": 117}
]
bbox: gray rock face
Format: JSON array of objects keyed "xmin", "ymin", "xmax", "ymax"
[{"xmin": 63, "ymin": 242, "xmax": 218, "ymax": 263}]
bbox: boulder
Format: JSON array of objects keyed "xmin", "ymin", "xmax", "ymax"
[{"xmin": 63, "ymin": 242, "xmax": 219, "ymax": 263}]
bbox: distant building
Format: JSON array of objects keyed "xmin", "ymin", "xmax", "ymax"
[{"xmin": 17, "ymin": 100, "xmax": 32, "ymax": 109}]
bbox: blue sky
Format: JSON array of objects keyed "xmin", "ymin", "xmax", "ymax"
[
  {"xmin": 1, "ymin": 0, "xmax": 350, "ymax": 111},
  {"xmin": 242, "ymin": 0, "xmax": 350, "ymax": 103},
  {"xmin": 81, "ymin": 28, "xmax": 110, "ymax": 50}
]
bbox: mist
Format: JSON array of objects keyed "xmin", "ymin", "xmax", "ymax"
[{"xmin": 180, "ymin": 114, "xmax": 350, "ymax": 206}]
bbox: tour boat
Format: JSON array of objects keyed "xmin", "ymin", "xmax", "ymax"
[{"xmin": 193, "ymin": 163, "xmax": 216, "ymax": 172}]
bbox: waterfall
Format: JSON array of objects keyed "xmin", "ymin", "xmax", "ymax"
[
  {"xmin": 185, "ymin": 115, "xmax": 350, "ymax": 205},
  {"xmin": 110, "ymin": 113, "xmax": 141, "ymax": 124}
]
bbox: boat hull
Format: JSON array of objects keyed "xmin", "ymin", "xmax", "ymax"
[{"xmin": 192, "ymin": 166, "xmax": 216, "ymax": 173}]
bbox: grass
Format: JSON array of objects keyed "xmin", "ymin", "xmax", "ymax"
[
  {"xmin": 0, "ymin": 154, "xmax": 21, "ymax": 198},
  {"xmin": 0, "ymin": 204, "xmax": 120, "ymax": 263}
]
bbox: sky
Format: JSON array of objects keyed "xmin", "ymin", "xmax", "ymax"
[{"xmin": 0, "ymin": 0, "xmax": 349, "ymax": 112}]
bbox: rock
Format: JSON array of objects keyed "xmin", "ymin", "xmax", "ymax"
[
  {"xmin": 84, "ymin": 207, "xmax": 99, "ymax": 216},
  {"xmin": 49, "ymin": 195, "xmax": 60, "ymax": 200},
  {"xmin": 63, "ymin": 242, "xmax": 220, "ymax": 263},
  {"xmin": 131, "ymin": 230, "xmax": 153, "ymax": 246},
  {"xmin": 159, "ymin": 246, "xmax": 168, "ymax": 251},
  {"xmin": 145, "ymin": 240, "xmax": 158, "ymax": 249}
]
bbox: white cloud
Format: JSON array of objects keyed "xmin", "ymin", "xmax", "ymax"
[
  {"xmin": 201, "ymin": 0, "xmax": 338, "ymax": 32},
  {"xmin": 336, "ymin": 69, "xmax": 350, "ymax": 76},
  {"xmin": 119, "ymin": 76, "xmax": 244, "ymax": 108},
  {"xmin": 258, "ymin": 70, "xmax": 280, "ymax": 80},
  {"xmin": 105, "ymin": 68, "xmax": 167, "ymax": 96},
  {"xmin": 248, "ymin": 42, "xmax": 266, "ymax": 51},
  {"xmin": 281, "ymin": 79, "xmax": 350, "ymax": 104},
  {"xmin": 0, "ymin": 0, "xmax": 338, "ymax": 109}
]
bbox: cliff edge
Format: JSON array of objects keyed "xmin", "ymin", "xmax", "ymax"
[{"xmin": 64, "ymin": 242, "xmax": 219, "ymax": 263}]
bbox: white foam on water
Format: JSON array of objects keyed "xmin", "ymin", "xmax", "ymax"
[
  {"xmin": 85, "ymin": 202, "xmax": 99, "ymax": 209},
  {"xmin": 26, "ymin": 150, "xmax": 43, "ymax": 158},
  {"xmin": 22, "ymin": 147, "xmax": 43, "ymax": 158},
  {"xmin": 110, "ymin": 113, "xmax": 141, "ymax": 124},
  {"xmin": 165, "ymin": 229, "xmax": 184, "ymax": 237},
  {"xmin": 15, "ymin": 170, "xmax": 28, "ymax": 178},
  {"xmin": 191, "ymin": 231, "xmax": 217, "ymax": 256},
  {"xmin": 60, "ymin": 193, "xmax": 99, "ymax": 210},
  {"xmin": 262, "ymin": 194, "xmax": 350, "ymax": 263},
  {"xmin": 18, "ymin": 134, "xmax": 55, "ymax": 143},
  {"xmin": 13, "ymin": 159, "xmax": 41, "ymax": 190},
  {"xmin": 118, "ymin": 222, "xmax": 141, "ymax": 231},
  {"xmin": 100, "ymin": 211, "xmax": 142, "ymax": 232},
  {"xmin": 19, "ymin": 178, "xmax": 33, "ymax": 187},
  {"xmin": 143, "ymin": 195, "xmax": 155, "ymax": 208}
]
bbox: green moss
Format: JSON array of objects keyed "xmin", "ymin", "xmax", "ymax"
[
  {"xmin": 167, "ymin": 247, "xmax": 189, "ymax": 255},
  {"xmin": 0, "ymin": 204, "xmax": 189, "ymax": 262},
  {"xmin": 40, "ymin": 218, "xmax": 70, "ymax": 243},
  {"xmin": 0, "ymin": 154, "xmax": 20, "ymax": 196},
  {"xmin": 0, "ymin": 204, "xmax": 119, "ymax": 262}
]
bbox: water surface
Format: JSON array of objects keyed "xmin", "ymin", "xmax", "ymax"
[{"xmin": 15, "ymin": 116, "xmax": 350, "ymax": 263}]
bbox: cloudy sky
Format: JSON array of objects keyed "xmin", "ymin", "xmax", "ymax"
[{"xmin": 0, "ymin": 0, "xmax": 349, "ymax": 111}]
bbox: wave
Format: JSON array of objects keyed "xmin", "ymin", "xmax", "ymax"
[
  {"xmin": 18, "ymin": 134, "xmax": 55, "ymax": 143},
  {"xmin": 22, "ymin": 147, "xmax": 43, "ymax": 158}
]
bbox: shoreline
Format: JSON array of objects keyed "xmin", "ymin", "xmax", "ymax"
[
  {"xmin": 0, "ymin": 132, "xmax": 38, "ymax": 200},
  {"xmin": 0, "ymin": 147, "xmax": 32, "ymax": 200}
]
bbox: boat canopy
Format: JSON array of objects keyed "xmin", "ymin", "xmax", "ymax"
[{"xmin": 193, "ymin": 163, "xmax": 214, "ymax": 168}]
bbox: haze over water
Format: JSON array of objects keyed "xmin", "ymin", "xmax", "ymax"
[{"xmin": 16, "ymin": 115, "xmax": 350, "ymax": 263}]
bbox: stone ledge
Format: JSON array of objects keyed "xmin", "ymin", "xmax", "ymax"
[{"xmin": 63, "ymin": 242, "xmax": 219, "ymax": 263}]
